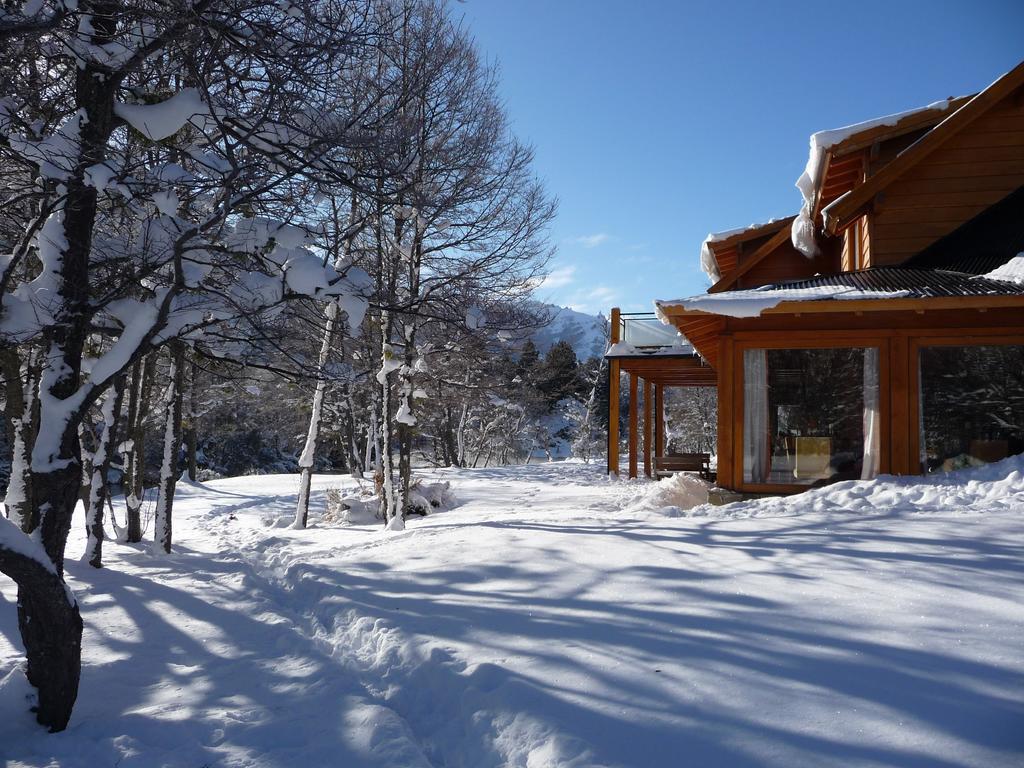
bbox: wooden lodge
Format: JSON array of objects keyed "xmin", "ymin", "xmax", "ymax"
[{"xmin": 608, "ymin": 61, "xmax": 1024, "ymax": 495}]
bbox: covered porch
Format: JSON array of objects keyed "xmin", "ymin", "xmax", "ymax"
[{"xmin": 605, "ymin": 309, "xmax": 717, "ymax": 479}]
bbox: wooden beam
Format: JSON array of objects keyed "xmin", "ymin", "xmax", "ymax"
[
  {"xmin": 823, "ymin": 61, "xmax": 1024, "ymax": 234},
  {"xmin": 607, "ymin": 360, "xmax": 620, "ymax": 475},
  {"xmin": 628, "ymin": 372, "xmax": 638, "ymax": 479},
  {"xmin": 607, "ymin": 308, "xmax": 621, "ymax": 476},
  {"xmin": 644, "ymin": 379, "xmax": 653, "ymax": 478},
  {"xmin": 655, "ymin": 384, "xmax": 665, "ymax": 461}
]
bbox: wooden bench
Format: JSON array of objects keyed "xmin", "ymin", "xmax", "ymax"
[{"xmin": 655, "ymin": 453, "xmax": 713, "ymax": 480}]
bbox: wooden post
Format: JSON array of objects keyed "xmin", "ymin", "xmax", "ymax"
[
  {"xmin": 607, "ymin": 308, "xmax": 621, "ymax": 475},
  {"xmin": 655, "ymin": 384, "xmax": 664, "ymax": 462},
  {"xmin": 643, "ymin": 379, "xmax": 653, "ymax": 478},
  {"xmin": 628, "ymin": 372, "xmax": 638, "ymax": 479},
  {"xmin": 890, "ymin": 335, "xmax": 911, "ymax": 475},
  {"xmin": 716, "ymin": 334, "xmax": 734, "ymax": 489}
]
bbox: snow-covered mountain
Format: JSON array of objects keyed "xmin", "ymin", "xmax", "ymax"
[{"xmin": 529, "ymin": 303, "xmax": 608, "ymax": 361}]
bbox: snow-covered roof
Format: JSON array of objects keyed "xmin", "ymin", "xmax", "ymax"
[
  {"xmin": 656, "ymin": 285, "xmax": 911, "ymax": 320},
  {"xmin": 658, "ymin": 262, "xmax": 1024, "ymax": 321},
  {"xmin": 698, "ymin": 217, "xmax": 790, "ymax": 282},
  {"xmin": 791, "ymin": 96, "xmax": 968, "ymax": 257}
]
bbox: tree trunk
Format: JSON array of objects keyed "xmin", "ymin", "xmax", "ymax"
[
  {"xmin": 183, "ymin": 359, "xmax": 198, "ymax": 481},
  {"xmin": 292, "ymin": 303, "xmax": 338, "ymax": 529},
  {"xmin": 0, "ymin": 527, "xmax": 82, "ymax": 732},
  {"xmin": 378, "ymin": 313, "xmax": 400, "ymax": 528},
  {"xmin": 2, "ymin": 347, "xmax": 39, "ymax": 532},
  {"xmin": 153, "ymin": 343, "xmax": 185, "ymax": 554},
  {"xmin": 82, "ymin": 376, "xmax": 126, "ymax": 568},
  {"xmin": 124, "ymin": 354, "xmax": 155, "ymax": 543}
]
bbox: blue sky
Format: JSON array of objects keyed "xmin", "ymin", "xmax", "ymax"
[{"xmin": 458, "ymin": 0, "xmax": 1024, "ymax": 316}]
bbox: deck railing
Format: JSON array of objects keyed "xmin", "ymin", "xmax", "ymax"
[{"xmin": 618, "ymin": 312, "xmax": 685, "ymax": 348}]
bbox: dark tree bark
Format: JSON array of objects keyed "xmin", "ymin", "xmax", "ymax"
[
  {"xmin": 0, "ymin": 537, "xmax": 82, "ymax": 732},
  {"xmin": 1, "ymin": 347, "xmax": 39, "ymax": 532},
  {"xmin": 124, "ymin": 354, "xmax": 156, "ymax": 543}
]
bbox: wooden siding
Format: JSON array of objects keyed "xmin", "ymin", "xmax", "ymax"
[
  {"xmin": 735, "ymin": 238, "xmax": 839, "ymax": 288},
  {"xmin": 841, "ymin": 214, "xmax": 871, "ymax": 271},
  {"xmin": 870, "ymin": 98, "xmax": 1024, "ymax": 266}
]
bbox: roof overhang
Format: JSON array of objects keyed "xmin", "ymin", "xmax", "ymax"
[{"xmin": 658, "ymin": 294, "xmax": 1024, "ymax": 320}]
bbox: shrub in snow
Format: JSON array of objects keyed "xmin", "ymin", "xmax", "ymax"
[{"xmin": 323, "ymin": 488, "xmax": 381, "ymax": 526}]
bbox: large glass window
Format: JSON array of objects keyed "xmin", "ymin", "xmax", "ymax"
[
  {"xmin": 919, "ymin": 344, "xmax": 1024, "ymax": 473},
  {"xmin": 743, "ymin": 347, "xmax": 880, "ymax": 486}
]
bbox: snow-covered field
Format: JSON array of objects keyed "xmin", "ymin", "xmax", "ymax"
[{"xmin": 2, "ymin": 461, "xmax": 1023, "ymax": 767}]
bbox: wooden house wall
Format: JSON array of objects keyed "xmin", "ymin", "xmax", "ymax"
[
  {"xmin": 735, "ymin": 239, "xmax": 839, "ymax": 289},
  {"xmin": 870, "ymin": 97, "xmax": 1024, "ymax": 266}
]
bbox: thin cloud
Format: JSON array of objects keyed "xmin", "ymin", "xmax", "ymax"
[
  {"xmin": 568, "ymin": 233, "xmax": 610, "ymax": 249},
  {"xmin": 536, "ymin": 265, "xmax": 576, "ymax": 290},
  {"xmin": 568, "ymin": 285, "xmax": 618, "ymax": 314}
]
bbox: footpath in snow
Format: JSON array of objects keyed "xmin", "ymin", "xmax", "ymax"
[{"xmin": 1, "ymin": 460, "xmax": 1023, "ymax": 767}]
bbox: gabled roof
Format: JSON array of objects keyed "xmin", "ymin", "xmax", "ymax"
[
  {"xmin": 709, "ymin": 217, "xmax": 798, "ymax": 293},
  {"xmin": 699, "ymin": 217, "xmax": 794, "ymax": 283},
  {"xmin": 822, "ymin": 60, "xmax": 1024, "ymax": 234},
  {"xmin": 790, "ymin": 96, "xmax": 972, "ymax": 257}
]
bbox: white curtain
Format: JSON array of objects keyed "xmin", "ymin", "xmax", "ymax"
[
  {"xmin": 743, "ymin": 348, "xmax": 769, "ymax": 483},
  {"xmin": 861, "ymin": 347, "xmax": 881, "ymax": 480}
]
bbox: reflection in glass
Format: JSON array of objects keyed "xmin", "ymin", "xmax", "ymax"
[
  {"xmin": 919, "ymin": 344, "xmax": 1024, "ymax": 473},
  {"xmin": 743, "ymin": 347, "xmax": 878, "ymax": 486}
]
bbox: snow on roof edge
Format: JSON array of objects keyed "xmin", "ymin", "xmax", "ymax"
[
  {"xmin": 656, "ymin": 285, "xmax": 912, "ymax": 319},
  {"xmin": 699, "ymin": 218, "xmax": 788, "ymax": 283},
  {"xmin": 791, "ymin": 96, "xmax": 967, "ymax": 258}
]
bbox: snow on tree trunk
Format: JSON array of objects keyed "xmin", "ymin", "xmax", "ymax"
[
  {"xmin": 378, "ymin": 314, "xmax": 402, "ymax": 529},
  {"xmin": 456, "ymin": 400, "xmax": 469, "ymax": 468},
  {"xmin": 364, "ymin": 399, "xmax": 378, "ymax": 475},
  {"xmin": 82, "ymin": 376, "xmax": 125, "ymax": 568},
  {"xmin": 292, "ymin": 302, "xmax": 338, "ymax": 529},
  {"xmin": 2, "ymin": 347, "xmax": 38, "ymax": 532},
  {"xmin": 152, "ymin": 343, "xmax": 185, "ymax": 555},
  {"xmin": 124, "ymin": 355, "xmax": 155, "ymax": 543}
]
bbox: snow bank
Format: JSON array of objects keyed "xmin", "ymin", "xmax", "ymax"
[
  {"xmin": 655, "ymin": 285, "xmax": 910, "ymax": 319},
  {"xmin": 701, "ymin": 453, "xmax": 1024, "ymax": 520},
  {"xmin": 624, "ymin": 472, "xmax": 708, "ymax": 517}
]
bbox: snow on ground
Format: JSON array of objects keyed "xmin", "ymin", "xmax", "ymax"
[{"xmin": 2, "ymin": 461, "xmax": 1023, "ymax": 767}]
